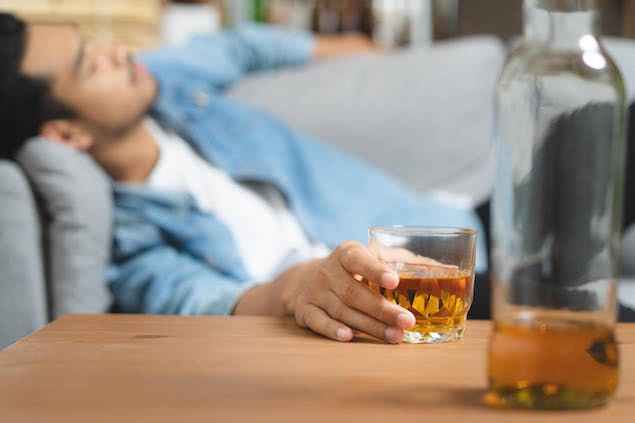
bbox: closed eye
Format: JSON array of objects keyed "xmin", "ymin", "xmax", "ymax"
[{"xmin": 73, "ymin": 39, "xmax": 86, "ymax": 76}]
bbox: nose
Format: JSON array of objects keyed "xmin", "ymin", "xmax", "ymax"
[
  {"xmin": 113, "ymin": 45, "xmax": 129, "ymax": 67},
  {"xmin": 91, "ymin": 43, "xmax": 129, "ymax": 69}
]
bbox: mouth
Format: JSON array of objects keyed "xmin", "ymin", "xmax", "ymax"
[{"xmin": 134, "ymin": 62, "xmax": 148, "ymax": 81}]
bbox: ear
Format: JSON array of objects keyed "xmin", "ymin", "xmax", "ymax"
[{"xmin": 40, "ymin": 120, "xmax": 94, "ymax": 151}]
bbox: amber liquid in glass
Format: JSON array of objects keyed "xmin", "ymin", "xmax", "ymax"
[
  {"xmin": 368, "ymin": 270, "xmax": 473, "ymax": 343},
  {"xmin": 488, "ymin": 319, "xmax": 619, "ymax": 409}
]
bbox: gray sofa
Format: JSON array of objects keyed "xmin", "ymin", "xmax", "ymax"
[{"xmin": 2, "ymin": 36, "xmax": 635, "ymax": 349}]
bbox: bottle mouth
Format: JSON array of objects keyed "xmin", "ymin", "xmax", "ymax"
[{"xmin": 525, "ymin": 0, "xmax": 597, "ymax": 12}]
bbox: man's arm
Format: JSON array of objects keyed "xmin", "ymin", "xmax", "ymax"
[
  {"xmin": 140, "ymin": 25, "xmax": 374, "ymax": 89},
  {"xmin": 314, "ymin": 33, "xmax": 376, "ymax": 60},
  {"xmin": 110, "ymin": 238, "xmax": 414, "ymax": 343},
  {"xmin": 110, "ymin": 245, "xmax": 259, "ymax": 316}
]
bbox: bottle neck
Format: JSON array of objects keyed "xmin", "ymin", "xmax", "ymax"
[{"xmin": 523, "ymin": 0, "xmax": 600, "ymax": 48}]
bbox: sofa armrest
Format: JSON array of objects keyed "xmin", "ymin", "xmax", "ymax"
[
  {"xmin": 17, "ymin": 140, "xmax": 113, "ymax": 318},
  {"xmin": 0, "ymin": 160, "xmax": 47, "ymax": 348}
]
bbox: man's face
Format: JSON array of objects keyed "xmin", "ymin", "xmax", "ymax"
[{"xmin": 20, "ymin": 24, "xmax": 156, "ymax": 134}]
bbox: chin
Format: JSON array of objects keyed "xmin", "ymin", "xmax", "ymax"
[{"xmin": 139, "ymin": 78, "xmax": 158, "ymax": 108}]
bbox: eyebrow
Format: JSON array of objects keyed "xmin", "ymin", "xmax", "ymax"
[{"xmin": 73, "ymin": 39, "xmax": 86, "ymax": 75}]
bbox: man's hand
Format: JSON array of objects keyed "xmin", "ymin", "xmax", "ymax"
[
  {"xmin": 234, "ymin": 241, "xmax": 416, "ymax": 343},
  {"xmin": 313, "ymin": 33, "xmax": 376, "ymax": 60},
  {"xmin": 283, "ymin": 241, "xmax": 415, "ymax": 343}
]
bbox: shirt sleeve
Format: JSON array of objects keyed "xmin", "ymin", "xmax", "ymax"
[
  {"xmin": 139, "ymin": 24, "xmax": 315, "ymax": 89},
  {"xmin": 109, "ymin": 245, "xmax": 259, "ymax": 315}
]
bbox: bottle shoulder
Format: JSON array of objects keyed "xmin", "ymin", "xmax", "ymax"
[{"xmin": 498, "ymin": 43, "xmax": 624, "ymax": 91}]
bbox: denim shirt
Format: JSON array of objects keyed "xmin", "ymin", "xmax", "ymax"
[{"xmin": 108, "ymin": 25, "xmax": 487, "ymax": 316}]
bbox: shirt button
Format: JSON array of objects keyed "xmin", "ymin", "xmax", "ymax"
[{"xmin": 193, "ymin": 91, "xmax": 210, "ymax": 106}]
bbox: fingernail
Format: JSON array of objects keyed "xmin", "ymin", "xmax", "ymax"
[
  {"xmin": 384, "ymin": 327, "xmax": 403, "ymax": 344},
  {"xmin": 336, "ymin": 327, "xmax": 351, "ymax": 341},
  {"xmin": 396, "ymin": 312, "xmax": 415, "ymax": 329},
  {"xmin": 381, "ymin": 271, "xmax": 399, "ymax": 288}
]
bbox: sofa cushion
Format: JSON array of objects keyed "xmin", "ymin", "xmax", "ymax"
[
  {"xmin": 0, "ymin": 160, "xmax": 47, "ymax": 348},
  {"xmin": 16, "ymin": 139, "xmax": 113, "ymax": 318},
  {"xmin": 228, "ymin": 36, "xmax": 506, "ymax": 206}
]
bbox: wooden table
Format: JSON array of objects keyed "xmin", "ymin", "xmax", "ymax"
[{"xmin": 0, "ymin": 315, "xmax": 633, "ymax": 422}]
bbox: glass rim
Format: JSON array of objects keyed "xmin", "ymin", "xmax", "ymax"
[{"xmin": 369, "ymin": 225, "xmax": 477, "ymax": 235}]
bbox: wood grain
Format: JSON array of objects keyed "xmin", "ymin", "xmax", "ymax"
[{"xmin": 0, "ymin": 315, "xmax": 633, "ymax": 422}]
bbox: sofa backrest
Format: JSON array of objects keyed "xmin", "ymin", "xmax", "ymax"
[{"xmin": 228, "ymin": 36, "xmax": 507, "ymax": 207}]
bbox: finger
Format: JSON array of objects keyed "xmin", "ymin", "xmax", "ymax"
[
  {"xmin": 329, "ymin": 272, "xmax": 415, "ymax": 330},
  {"xmin": 296, "ymin": 304, "xmax": 353, "ymax": 342},
  {"xmin": 337, "ymin": 242, "xmax": 398, "ymax": 289},
  {"xmin": 319, "ymin": 291, "xmax": 403, "ymax": 344}
]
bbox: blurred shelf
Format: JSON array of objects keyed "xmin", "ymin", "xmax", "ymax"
[{"xmin": 0, "ymin": 0, "xmax": 162, "ymax": 49}]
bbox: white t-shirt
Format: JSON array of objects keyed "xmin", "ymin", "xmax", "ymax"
[{"xmin": 145, "ymin": 119, "xmax": 330, "ymax": 282}]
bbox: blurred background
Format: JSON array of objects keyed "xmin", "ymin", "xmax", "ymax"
[
  {"xmin": 0, "ymin": 0, "xmax": 633, "ymax": 51},
  {"xmin": 2, "ymin": 0, "xmax": 635, "ymax": 349}
]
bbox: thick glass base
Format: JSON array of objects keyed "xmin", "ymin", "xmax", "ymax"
[
  {"xmin": 402, "ymin": 323, "xmax": 465, "ymax": 344},
  {"xmin": 487, "ymin": 318, "xmax": 619, "ymax": 409},
  {"xmin": 487, "ymin": 384, "xmax": 613, "ymax": 410}
]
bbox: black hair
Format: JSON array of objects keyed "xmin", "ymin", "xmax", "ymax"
[{"xmin": 0, "ymin": 13, "xmax": 76, "ymax": 159}]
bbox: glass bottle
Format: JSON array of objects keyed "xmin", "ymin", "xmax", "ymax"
[{"xmin": 489, "ymin": 0, "xmax": 626, "ymax": 410}]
